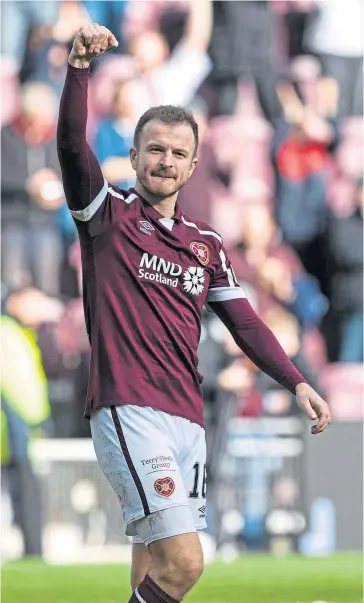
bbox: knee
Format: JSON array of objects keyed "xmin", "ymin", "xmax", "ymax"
[{"xmin": 161, "ymin": 549, "xmax": 204, "ymax": 592}]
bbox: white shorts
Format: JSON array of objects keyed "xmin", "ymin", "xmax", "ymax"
[{"xmin": 90, "ymin": 405, "xmax": 207, "ymax": 544}]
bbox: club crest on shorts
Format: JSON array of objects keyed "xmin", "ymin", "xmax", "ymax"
[
  {"xmin": 154, "ymin": 477, "xmax": 175, "ymax": 498},
  {"xmin": 190, "ymin": 241, "xmax": 210, "ymax": 266}
]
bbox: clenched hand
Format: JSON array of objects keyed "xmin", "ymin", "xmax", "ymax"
[{"xmin": 69, "ymin": 23, "xmax": 119, "ymax": 68}]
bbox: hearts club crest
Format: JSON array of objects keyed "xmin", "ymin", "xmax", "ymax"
[
  {"xmin": 154, "ymin": 477, "xmax": 175, "ymax": 498},
  {"xmin": 190, "ymin": 241, "xmax": 210, "ymax": 266}
]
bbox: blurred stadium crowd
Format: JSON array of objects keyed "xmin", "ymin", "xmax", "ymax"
[{"xmin": 1, "ymin": 0, "xmax": 363, "ymax": 556}]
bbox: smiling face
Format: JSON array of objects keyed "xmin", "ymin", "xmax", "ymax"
[{"xmin": 130, "ymin": 120, "xmax": 198, "ymax": 201}]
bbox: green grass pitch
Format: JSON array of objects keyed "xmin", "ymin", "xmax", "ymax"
[{"xmin": 2, "ymin": 553, "xmax": 362, "ymax": 603}]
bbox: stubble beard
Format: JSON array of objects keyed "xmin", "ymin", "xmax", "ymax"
[{"xmin": 140, "ymin": 174, "xmax": 186, "ymax": 201}]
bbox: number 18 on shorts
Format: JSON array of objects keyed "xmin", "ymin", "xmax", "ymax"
[{"xmin": 90, "ymin": 404, "xmax": 207, "ymax": 537}]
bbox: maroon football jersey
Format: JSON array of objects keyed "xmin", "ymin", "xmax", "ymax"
[{"xmin": 71, "ymin": 180, "xmax": 246, "ymax": 426}]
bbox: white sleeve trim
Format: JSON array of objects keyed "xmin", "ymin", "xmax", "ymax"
[
  {"xmin": 181, "ymin": 215, "xmax": 222, "ymax": 242},
  {"xmin": 108, "ymin": 187, "xmax": 137, "ymax": 205},
  {"xmin": 70, "ymin": 179, "xmax": 109, "ymax": 222},
  {"xmin": 207, "ymin": 287, "xmax": 247, "ymax": 303},
  {"xmin": 219, "ymin": 249, "xmax": 235, "ymax": 288}
]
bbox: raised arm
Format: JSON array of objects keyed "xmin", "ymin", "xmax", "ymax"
[
  {"xmin": 210, "ymin": 298, "xmax": 331, "ymax": 434},
  {"xmin": 57, "ymin": 24, "xmax": 118, "ymax": 212},
  {"xmin": 182, "ymin": 0, "xmax": 213, "ymax": 53}
]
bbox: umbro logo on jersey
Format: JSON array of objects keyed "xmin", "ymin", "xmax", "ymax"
[{"xmin": 139, "ymin": 220, "xmax": 155, "ymax": 236}]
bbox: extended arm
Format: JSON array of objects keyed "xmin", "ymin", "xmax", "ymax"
[
  {"xmin": 57, "ymin": 65, "xmax": 104, "ymax": 212},
  {"xmin": 57, "ymin": 24, "xmax": 118, "ymax": 212},
  {"xmin": 183, "ymin": 0, "xmax": 213, "ymax": 52},
  {"xmin": 210, "ymin": 298, "xmax": 305, "ymax": 393},
  {"xmin": 210, "ymin": 298, "xmax": 331, "ymax": 433}
]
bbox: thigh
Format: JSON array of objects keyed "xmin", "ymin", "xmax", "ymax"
[
  {"xmin": 179, "ymin": 421, "xmax": 207, "ymax": 530},
  {"xmin": 90, "ymin": 405, "xmax": 190, "ymax": 534}
]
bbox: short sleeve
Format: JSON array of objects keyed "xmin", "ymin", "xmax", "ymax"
[{"xmin": 207, "ymin": 242, "xmax": 246, "ymax": 303}]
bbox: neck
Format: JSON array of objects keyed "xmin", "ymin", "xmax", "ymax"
[{"xmin": 134, "ymin": 181, "xmax": 178, "ymax": 219}]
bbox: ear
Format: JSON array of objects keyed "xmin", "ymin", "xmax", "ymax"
[
  {"xmin": 130, "ymin": 147, "xmax": 137, "ymax": 171},
  {"xmin": 188, "ymin": 157, "xmax": 198, "ymax": 177}
]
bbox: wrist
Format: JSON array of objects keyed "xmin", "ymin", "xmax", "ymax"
[
  {"xmin": 68, "ymin": 54, "xmax": 91, "ymax": 69},
  {"xmin": 295, "ymin": 381, "xmax": 308, "ymax": 393}
]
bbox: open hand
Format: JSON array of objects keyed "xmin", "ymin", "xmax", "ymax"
[
  {"xmin": 295, "ymin": 382, "xmax": 331, "ymax": 434},
  {"xmin": 69, "ymin": 24, "xmax": 118, "ymax": 67}
]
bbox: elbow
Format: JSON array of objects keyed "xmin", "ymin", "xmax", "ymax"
[
  {"xmin": 57, "ymin": 144, "xmax": 69, "ymax": 167},
  {"xmin": 57, "ymin": 127, "xmax": 68, "ymax": 153}
]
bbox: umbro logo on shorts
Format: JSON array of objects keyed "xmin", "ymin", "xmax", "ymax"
[
  {"xmin": 198, "ymin": 505, "xmax": 206, "ymax": 515},
  {"xmin": 154, "ymin": 477, "xmax": 175, "ymax": 498}
]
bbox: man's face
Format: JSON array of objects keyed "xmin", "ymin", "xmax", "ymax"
[
  {"xmin": 130, "ymin": 120, "xmax": 198, "ymax": 199},
  {"xmin": 21, "ymin": 82, "xmax": 56, "ymax": 126},
  {"xmin": 130, "ymin": 31, "xmax": 169, "ymax": 75}
]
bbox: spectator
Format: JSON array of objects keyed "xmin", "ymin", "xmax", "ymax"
[
  {"xmin": 282, "ymin": 1, "xmax": 316, "ymax": 60},
  {"xmin": 229, "ymin": 204, "xmax": 328, "ymax": 330},
  {"xmin": 323, "ymin": 178, "xmax": 363, "ymax": 362},
  {"xmin": 19, "ymin": 1, "xmax": 89, "ymax": 92},
  {"xmin": 272, "ymin": 75, "xmax": 341, "ymax": 287},
  {"xmin": 177, "ymin": 97, "xmax": 230, "ymax": 224},
  {"xmin": 221, "ymin": 304, "xmax": 322, "ymax": 418},
  {"xmin": 214, "ymin": 303, "xmax": 323, "ymax": 549},
  {"xmin": 1, "ymin": 82, "xmax": 65, "ymax": 295},
  {"xmin": 304, "ymin": 0, "xmax": 363, "ymax": 118},
  {"xmin": 1, "ymin": 0, "xmax": 59, "ymax": 73},
  {"xmin": 256, "ymin": 305, "xmax": 324, "ymax": 411},
  {"xmin": 122, "ymin": 0, "xmax": 188, "ymax": 42},
  {"xmin": 126, "ymin": 0, "xmax": 213, "ymax": 122},
  {"xmin": 1, "ymin": 286, "xmax": 54, "ymax": 556},
  {"xmin": 207, "ymin": 1, "xmax": 281, "ymax": 121},
  {"xmin": 94, "ymin": 79, "xmax": 136, "ymax": 189}
]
